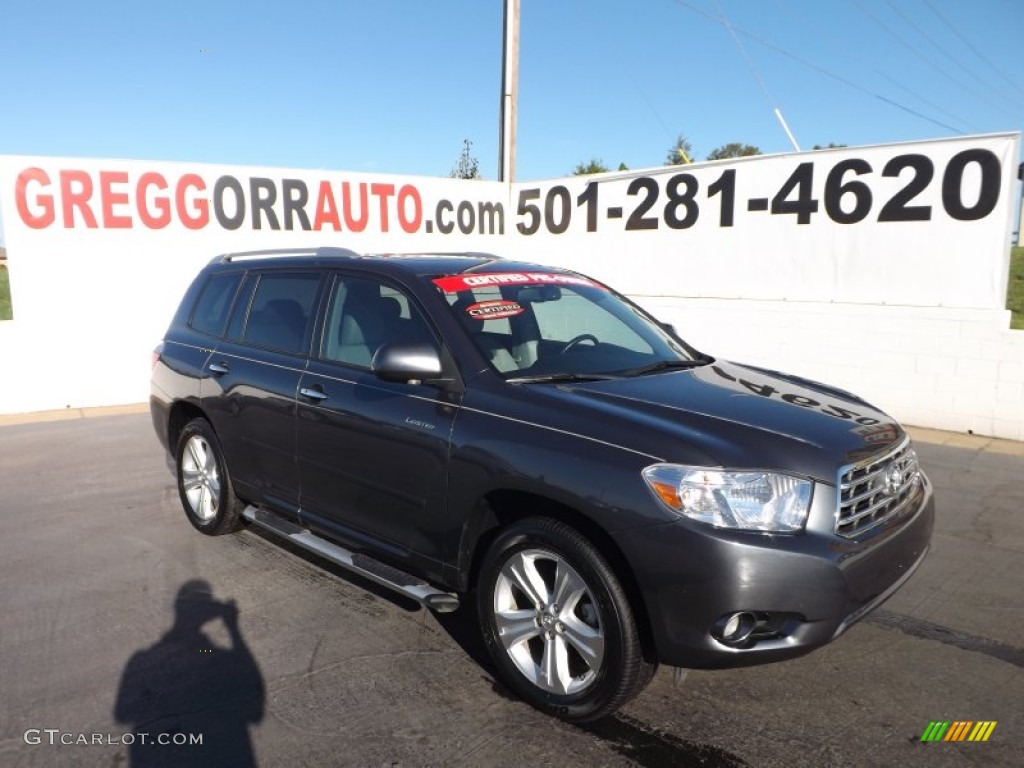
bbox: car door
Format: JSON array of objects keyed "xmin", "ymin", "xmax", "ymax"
[
  {"xmin": 203, "ymin": 269, "xmax": 324, "ymax": 517},
  {"xmin": 295, "ymin": 273, "xmax": 459, "ymax": 563}
]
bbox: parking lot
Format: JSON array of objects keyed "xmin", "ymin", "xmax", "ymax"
[{"xmin": 0, "ymin": 410, "xmax": 1021, "ymax": 767}]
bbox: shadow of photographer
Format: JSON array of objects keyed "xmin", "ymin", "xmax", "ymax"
[{"xmin": 114, "ymin": 579, "xmax": 265, "ymax": 767}]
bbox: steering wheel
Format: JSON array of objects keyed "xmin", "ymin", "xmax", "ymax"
[{"xmin": 559, "ymin": 333, "xmax": 599, "ymax": 355}]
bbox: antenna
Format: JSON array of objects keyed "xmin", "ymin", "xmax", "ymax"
[
  {"xmin": 714, "ymin": 0, "xmax": 800, "ymax": 152},
  {"xmin": 774, "ymin": 108, "xmax": 801, "ymax": 152}
]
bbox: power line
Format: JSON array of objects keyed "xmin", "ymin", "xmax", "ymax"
[
  {"xmin": 714, "ymin": 0, "xmax": 776, "ymax": 111},
  {"xmin": 877, "ymin": 72, "xmax": 979, "ymax": 133},
  {"xmin": 881, "ymin": 0, "xmax": 1021, "ymax": 110},
  {"xmin": 714, "ymin": 0, "xmax": 801, "ymax": 150},
  {"xmin": 851, "ymin": 0, "xmax": 1015, "ymax": 120},
  {"xmin": 669, "ymin": 0, "xmax": 966, "ymax": 135},
  {"xmin": 617, "ymin": 59, "xmax": 677, "ymax": 145},
  {"xmin": 575, "ymin": 7, "xmax": 678, "ymax": 151},
  {"xmin": 923, "ymin": 0, "xmax": 1024, "ymax": 100},
  {"xmin": 772, "ymin": 0, "xmax": 977, "ymax": 133}
]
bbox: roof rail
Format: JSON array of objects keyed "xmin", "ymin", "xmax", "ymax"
[
  {"xmin": 366, "ymin": 251, "xmax": 503, "ymax": 260},
  {"xmin": 210, "ymin": 247, "xmax": 362, "ymax": 264}
]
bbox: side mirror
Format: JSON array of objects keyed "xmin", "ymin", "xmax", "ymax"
[
  {"xmin": 660, "ymin": 322, "xmax": 678, "ymax": 337},
  {"xmin": 371, "ymin": 343, "xmax": 443, "ymax": 384}
]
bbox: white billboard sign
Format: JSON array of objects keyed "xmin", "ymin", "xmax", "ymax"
[
  {"xmin": 503, "ymin": 133, "xmax": 1019, "ymax": 309},
  {"xmin": 0, "ymin": 157, "xmax": 509, "ymax": 410},
  {"xmin": 0, "ymin": 132, "xmax": 1019, "ymax": 415}
]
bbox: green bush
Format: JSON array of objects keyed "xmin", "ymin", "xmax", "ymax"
[
  {"xmin": 0, "ymin": 264, "xmax": 11, "ymax": 321},
  {"xmin": 1010, "ymin": 247, "xmax": 1024, "ymax": 331}
]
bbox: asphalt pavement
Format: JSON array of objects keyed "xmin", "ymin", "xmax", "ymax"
[{"xmin": 0, "ymin": 411, "xmax": 1021, "ymax": 767}]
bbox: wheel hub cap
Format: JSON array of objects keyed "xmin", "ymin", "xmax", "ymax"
[
  {"xmin": 493, "ymin": 548, "xmax": 606, "ymax": 695},
  {"xmin": 181, "ymin": 435, "xmax": 221, "ymax": 521}
]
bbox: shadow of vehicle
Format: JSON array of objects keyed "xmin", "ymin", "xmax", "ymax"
[
  {"xmin": 113, "ymin": 579, "xmax": 265, "ymax": 767},
  {"xmin": 240, "ymin": 525, "xmax": 748, "ymax": 767},
  {"xmin": 432, "ymin": 597, "xmax": 747, "ymax": 767}
]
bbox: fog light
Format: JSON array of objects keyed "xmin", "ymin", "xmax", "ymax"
[{"xmin": 715, "ymin": 611, "xmax": 757, "ymax": 645}]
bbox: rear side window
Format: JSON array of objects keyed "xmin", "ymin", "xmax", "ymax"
[
  {"xmin": 242, "ymin": 273, "xmax": 321, "ymax": 354},
  {"xmin": 190, "ymin": 273, "xmax": 242, "ymax": 336}
]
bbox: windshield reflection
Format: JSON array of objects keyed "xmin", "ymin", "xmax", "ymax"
[{"xmin": 433, "ymin": 275, "xmax": 701, "ymax": 381}]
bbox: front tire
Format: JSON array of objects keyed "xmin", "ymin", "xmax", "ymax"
[
  {"xmin": 477, "ymin": 517, "xmax": 652, "ymax": 721},
  {"xmin": 175, "ymin": 418, "xmax": 244, "ymax": 535}
]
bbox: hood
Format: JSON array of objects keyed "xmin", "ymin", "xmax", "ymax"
[{"xmin": 530, "ymin": 360, "xmax": 904, "ymax": 483}]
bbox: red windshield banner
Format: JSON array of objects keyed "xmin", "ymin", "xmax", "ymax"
[{"xmin": 432, "ymin": 272, "xmax": 603, "ymax": 293}]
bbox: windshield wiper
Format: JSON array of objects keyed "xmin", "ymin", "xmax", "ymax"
[
  {"xmin": 620, "ymin": 358, "xmax": 709, "ymax": 377},
  {"xmin": 506, "ymin": 372, "xmax": 621, "ymax": 384}
]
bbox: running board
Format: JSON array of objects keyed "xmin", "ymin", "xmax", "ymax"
[{"xmin": 242, "ymin": 505, "xmax": 460, "ymax": 613}]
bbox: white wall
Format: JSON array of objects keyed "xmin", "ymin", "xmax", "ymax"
[
  {"xmin": 499, "ymin": 132, "xmax": 1023, "ymax": 441},
  {"xmin": 638, "ymin": 298, "xmax": 1024, "ymax": 441},
  {"xmin": 1, "ymin": 136, "xmax": 1021, "ymax": 441},
  {"xmin": 0, "ymin": 156, "xmax": 508, "ymax": 414}
]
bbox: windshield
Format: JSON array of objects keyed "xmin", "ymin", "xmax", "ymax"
[{"xmin": 431, "ymin": 271, "xmax": 703, "ymax": 380}]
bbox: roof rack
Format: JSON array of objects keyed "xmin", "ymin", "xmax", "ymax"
[
  {"xmin": 365, "ymin": 251, "xmax": 503, "ymax": 260},
  {"xmin": 210, "ymin": 247, "xmax": 362, "ymax": 264}
]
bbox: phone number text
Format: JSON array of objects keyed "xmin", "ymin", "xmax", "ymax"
[{"xmin": 515, "ymin": 149, "xmax": 1002, "ymax": 235}]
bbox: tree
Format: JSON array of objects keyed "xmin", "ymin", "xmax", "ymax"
[
  {"xmin": 665, "ymin": 134, "xmax": 694, "ymax": 165},
  {"xmin": 617, "ymin": 162, "xmax": 629, "ymax": 171},
  {"xmin": 449, "ymin": 139, "xmax": 480, "ymax": 179},
  {"xmin": 706, "ymin": 143, "xmax": 762, "ymax": 160},
  {"xmin": 812, "ymin": 142, "xmax": 848, "ymax": 150},
  {"xmin": 573, "ymin": 158, "xmax": 610, "ymax": 175}
]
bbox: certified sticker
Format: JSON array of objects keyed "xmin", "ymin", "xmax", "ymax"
[{"xmin": 465, "ymin": 300, "xmax": 525, "ymax": 320}]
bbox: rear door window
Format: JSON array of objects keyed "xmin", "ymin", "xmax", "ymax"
[{"xmin": 241, "ymin": 272, "xmax": 321, "ymax": 354}]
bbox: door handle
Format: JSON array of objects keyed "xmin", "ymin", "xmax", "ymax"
[
  {"xmin": 299, "ymin": 386, "xmax": 328, "ymax": 401},
  {"xmin": 208, "ymin": 362, "xmax": 230, "ymax": 375}
]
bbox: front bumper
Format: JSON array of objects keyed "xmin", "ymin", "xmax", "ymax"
[{"xmin": 616, "ymin": 472, "xmax": 935, "ymax": 669}]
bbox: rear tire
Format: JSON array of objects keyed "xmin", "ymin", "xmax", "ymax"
[
  {"xmin": 477, "ymin": 517, "xmax": 652, "ymax": 721},
  {"xmin": 175, "ymin": 418, "xmax": 244, "ymax": 536}
]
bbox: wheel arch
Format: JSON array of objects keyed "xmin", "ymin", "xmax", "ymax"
[
  {"xmin": 459, "ymin": 489, "xmax": 658, "ymax": 664},
  {"xmin": 167, "ymin": 399, "xmax": 210, "ymax": 454}
]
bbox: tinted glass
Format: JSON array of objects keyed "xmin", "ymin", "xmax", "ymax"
[
  {"xmin": 242, "ymin": 273, "xmax": 320, "ymax": 354},
  {"xmin": 322, "ymin": 276, "xmax": 435, "ymax": 368},
  {"xmin": 190, "ymin": 273, "xmax": 242, "ymax": 336},
  {"xmin": 435, "ymin": 275, "xmax": 695, "ymax": 378},
  {"xmin": 225, "ymin": 274, "xmax": 258, "ymax": 340},
  {"xmin": 532, "ymin": 292, "xmax": 651, "ymax": 352}
]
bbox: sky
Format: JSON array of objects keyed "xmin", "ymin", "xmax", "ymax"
[{"xmin": 0, "ymin": 0, "xmax": 1022, "ymax": 244}]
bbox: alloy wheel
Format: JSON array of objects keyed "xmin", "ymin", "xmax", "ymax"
[
  {"xmin": 492, "ymin": 548, "xmax": 605, "ymax": 695},
  {"xmin": 180, "ymin": 435, "xmax": 221, "ymax": 521}
]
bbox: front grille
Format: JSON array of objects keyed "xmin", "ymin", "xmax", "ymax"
[{"xmin": 836, "ymin": 438, "xmax": 922, "ymax": 538}]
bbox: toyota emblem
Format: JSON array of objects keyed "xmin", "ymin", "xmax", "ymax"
[{"xmin": 884, "ymin": 463, "xmax": 905, "ymax": 496}]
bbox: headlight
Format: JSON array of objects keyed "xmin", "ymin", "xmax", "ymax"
[{"xmin": 642, "ymin": 464, "xmax": 812, "ymax": 532}]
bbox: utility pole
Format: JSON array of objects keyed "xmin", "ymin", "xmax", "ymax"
[{"xmin": 499, "ymin": 0, "xmax": 520, "ymax": 183}]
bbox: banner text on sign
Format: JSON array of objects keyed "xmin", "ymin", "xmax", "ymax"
[
  {"xmin": 0, "ymin": 132, "xmax": 1019, "ymax": 432},
  {"xmin": 500, "ymin": 133, "xmax": 1018, "ymax": 310}
]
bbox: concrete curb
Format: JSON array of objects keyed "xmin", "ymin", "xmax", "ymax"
[
  {"xmin": 0, "ymin": 403, "xmax": 149, "ymax": 426},
  {"xmin": 905, "ymin": 425, "xmax": 1024, "ymax": 456}
]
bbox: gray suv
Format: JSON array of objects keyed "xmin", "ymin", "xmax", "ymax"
[{"xmin": 151, "ymin": 248, "xmax": 934, "ymax": 721}]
